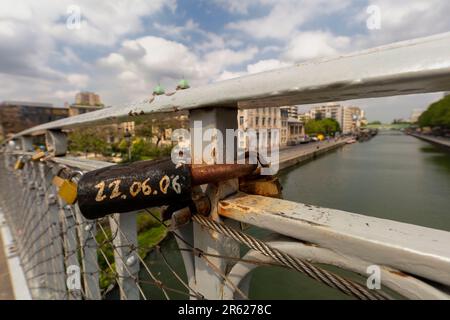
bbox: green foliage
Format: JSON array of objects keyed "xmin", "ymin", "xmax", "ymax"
[
  {"xmin": 68, "ymin": 128, "xmax": 110, "ymax": 156},
  {"xmin": 305, "ymin": 118, "xmax": 341, "ymax": 135},
  {"xmin": 419, "ymin": 95, "xmax": 450, "ymax": 129},
  {"xmin": 368, "ymin": 121, "xmax": 382, "ymax": 125},
  {"xmin": 96, "ymin": 210, "xmax": 167, "ymax": 291},
  {"xmin": 120, "ymin": 137, "xmax": 172, "ymax": 163}
]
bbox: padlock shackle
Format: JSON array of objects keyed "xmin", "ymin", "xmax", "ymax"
[{"xmin": 190, "ymin": 163, "xmax": 257, "ymax": 186}]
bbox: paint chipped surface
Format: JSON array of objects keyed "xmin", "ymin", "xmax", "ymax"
[{"xmin": 217, "ymin": 192, "xmax": 450, "ymax": 287}]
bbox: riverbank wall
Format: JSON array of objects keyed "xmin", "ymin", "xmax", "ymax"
[
  {"xmin": 409, "ymin": 133, "xmax": 450, "ymax": 151},
  {"xmin": 278, "ymin": 138, "xmax": 351, "ymax": 171}
]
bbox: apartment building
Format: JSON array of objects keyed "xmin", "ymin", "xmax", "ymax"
[
  {"xmin": 0, "ymin": 101, "xmax": 69, "ymax": 139},
  {"xmin": 238, "ymin": 106, "xmax": 305, "ymax": 148},
  {"xmin": 69, "ymin": 92, "xmax": 104, "ymax": 116},
  {"xmin": 238, "ymin": 107, "xmax": 281, "ymax": 149},
  {"xmin": 307, "ymin": 104, "xmax": 365, "ymax": 134}
]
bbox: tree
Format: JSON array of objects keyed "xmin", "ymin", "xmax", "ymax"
[
  {"xmin": 305, "ymin": 118, "xmax": 340, "ymax": 135},
  {"xmin": 68, "ymin": 128, "xmax": 109, "ymax": 157},
  {"xmin": 419, "ymin": 95, "xmax": 450, "ymax": 129}
]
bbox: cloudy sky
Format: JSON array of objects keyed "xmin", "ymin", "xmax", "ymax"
[{"xmin": 1, "ymin": 0, "xmax": 449, "ymax": 122}]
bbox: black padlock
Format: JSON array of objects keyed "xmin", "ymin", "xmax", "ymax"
[
  {"xmin": 77, "ymin": 158, "xmax": 258, "ymax": 220},
  {"xmin": 77, "ymin": 158, "xmax": 192, "ymax": 219}
]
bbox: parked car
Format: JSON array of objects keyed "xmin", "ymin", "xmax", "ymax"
[{"xmin": 299, "ymin": 137, "xmax": 310, "ymax": 144}]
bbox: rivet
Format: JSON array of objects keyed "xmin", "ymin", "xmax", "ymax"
[{"xmin": 126, "ymin": 254, "xmax": 137, "ymax": 267}]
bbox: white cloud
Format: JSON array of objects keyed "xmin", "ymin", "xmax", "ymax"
[
  {"xmin": 282, "ymin": 31, "xmax": 351, "ymax": 62},
  {"xmin": 0, "ymin": 0, "xmax": 176, "ymax": 106},
  {"xmin": 227, "ymin": 0, "xmax": 351, "ymax": 39},
  {"xmin": 216, "ymin": 59, "xmax": 290, "ymax": 82},
  {"xmin": 118, "ymin": 71, "xmax": 139, "ymax": 81},
  {"xmin": 203, "ymin": 47, "xmax": 258, "ymax": 72},
  {"xmin": 0, "ymin": 1, "xmax": 176, "ymax": 47},
  {"xmin": 66, "ymin": 74, "xmax": 89, "ymax": 88},
  {"xmin": 352, "ymin": 0, "xmax": 450, "ymax": 48},
  {"xmin": 213, "ymin": 0, "xmax": 268, "ymax": 14},
  {"xmin": 92, "ymin": 36, "xmax": 259, "ymax": 104},
  {"xmin": 133, "ymin": 36, "xmax": 199, "ymax": 77},
  {"xmin": 54, "ymin": 90, "xmax": 80, "ymax": 100},
  {"xmin": 1, "ymin": 0, "xmax": 449, "ymax": 122},
  {"xmin": 98, "ymin": 53, "xmax": 127, "ymax": 68}
]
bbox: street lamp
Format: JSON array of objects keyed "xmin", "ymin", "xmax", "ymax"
[{"xmin": 124, "ymin": 128, "xmax": 132, "ymax": 161}]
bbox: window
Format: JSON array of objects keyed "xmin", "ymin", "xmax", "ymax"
[
  {"xmin": 262, "ymin": 118, "xmax": 265, "ymax": 126},
  {"xmin": 255, "ymin": 117, "xmax": 259, "ymax": 126},
  {"xmin": 239, "ymin": 116, "xmax": 244, "ymax": 126},
  {"xmin": 268, "ymin": 118, "xmax": 271, "ymax": 126}
]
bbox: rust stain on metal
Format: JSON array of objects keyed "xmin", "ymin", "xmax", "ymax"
[
  {"xmin": 218, "ymin": 207, "xmax": 232, "ymax": 217},
  {"xmin": 236, "ymin": 205, "xmax": 250, "ymax": 211},
  {"xmin": 297, "ymin": 239, "xmax": 319, "ymax": 247},
  {"xmin": 388, "ymin": 270, "xmax": 411, "ymax": 278},
  {"xmin": 191, "ymin": 193, "xmax": 211, "ymax": 216},
  {"xmin": 190, "ymin": 163, "xmax": 257, "ymax": 186},
  {"xmin": 239, "ymin": 177, "xmax": 282, "ymax": 198}
]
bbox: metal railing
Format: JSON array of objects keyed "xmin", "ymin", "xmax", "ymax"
[{"xmin": 1, "ymin": 32, "xmax": 450, "ymax": 300}]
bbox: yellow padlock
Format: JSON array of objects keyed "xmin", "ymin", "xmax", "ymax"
[
  {"xmin": 32, "ymin": 151, "xmax": 46, "ymax": 161},
  {"xmin": 52, "ymin": 176, "xmax": 65, "ymax": 188},
  {"xmin": 57, "ymin": 179, "xmax": 78, "ymax": 205},
  {"xmin": 14, "ymin": 158, "xmax": 25, "ymax": 170}
]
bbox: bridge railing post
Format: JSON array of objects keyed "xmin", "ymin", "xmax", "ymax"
[
  {"xmin": 74, "ymin": 204, "xmax": 101, "ymax": 300},
  {"xmin": 188, "ymin": 107, "xmax": 242, "ymax": 300},
  {"xmin": 108, "ymin": 212, "xmax": 140, "ymax": 300}
]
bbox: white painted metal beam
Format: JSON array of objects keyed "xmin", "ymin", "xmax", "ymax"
[
  {"xmin": 12, "ymin": 32, "xmax": 450, "ymax": 137},
  {"xmin": 224, "ymin": 237, "xmax": 450, "ymax": 300},
  {"xmin": 218, "ymin": 193, "xmax": 450, "ymax": 287}
]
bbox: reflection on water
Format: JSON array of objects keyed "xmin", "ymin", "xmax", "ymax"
[
  {"xmin": 420, "ymin": 147, "xmax": 450, "ymax": 173},
  {"xmin": 279, "ymin": 131, "xmax": 450, "ymax": 231},
  {"xmin": 137, "ymin": 132, "xmax": 450, "ymax": 300}
]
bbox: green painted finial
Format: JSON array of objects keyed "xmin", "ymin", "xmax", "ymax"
[
  {"xmin": 153, "ymin": 84, "xmax": 165, "ymax": 95},
  {"xmin": 177, "ymin": 79, "xmax": 190, "ymax": 90}
]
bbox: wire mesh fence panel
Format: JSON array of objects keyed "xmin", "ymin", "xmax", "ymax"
[{"xmin": 2, "ymin": 149, "xmax": 450, "ymax": 301}]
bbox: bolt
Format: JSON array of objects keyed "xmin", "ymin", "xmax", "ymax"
[
  {"xmin": 84, "ymin": 223, "xmax": 92, "ymax": 232},
  {"xmin": 48, "ymin": 194, "xmax": 57, "ymax": 204},
  {"xmin": 126, "ymin": 254, "xmax": 137, "ymax": 267}
]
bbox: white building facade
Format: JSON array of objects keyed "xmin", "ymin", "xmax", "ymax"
[{"xmin": 307, "ymin": 103, "xmax": 365, "ymax": 134}]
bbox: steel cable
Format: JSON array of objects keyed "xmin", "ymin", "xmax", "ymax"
[{"xmin": 192, "ymin": 214, "xmax": 391, "ymax": 300}]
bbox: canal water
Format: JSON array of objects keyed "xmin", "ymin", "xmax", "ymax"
[{"xmin": 139, "ymin": 131, "xmax": 450, "ymax": 300}]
